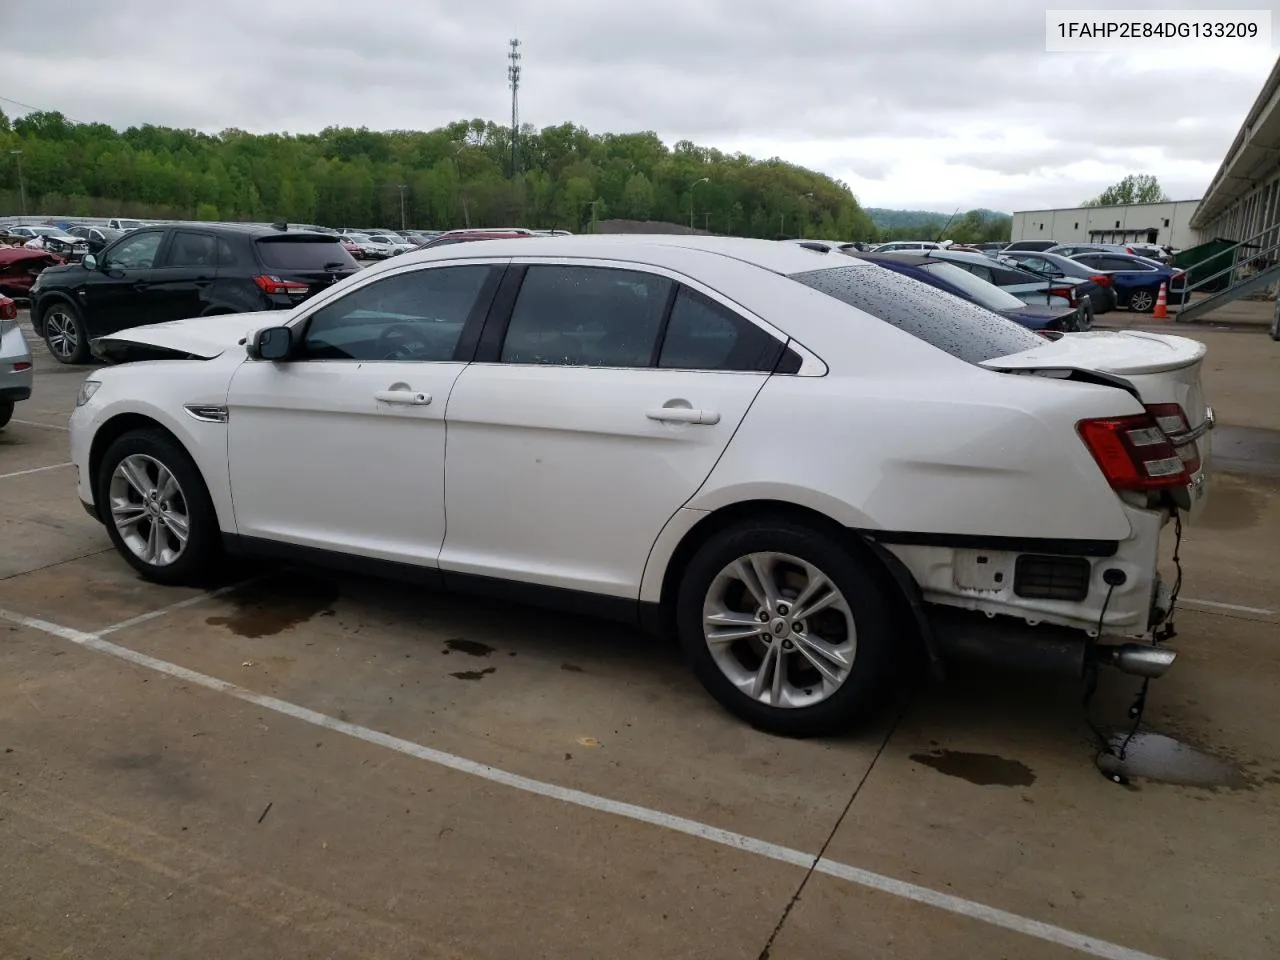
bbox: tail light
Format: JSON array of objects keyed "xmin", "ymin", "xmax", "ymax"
[
  {"xmin": 1125, "ymin": 247, "xmax": 1135, "ymax": 254},
  {"xmin": 253, "ymin": 275, "xmax": 310, "ymax": 295},
  {"xmin": 1088, "ymin": 274, "xmax": 1112, "ymax": 288},
  {"xmin": 1144, "ymin": 402, "xmax": 1201, "ymax": 474},
  {"xmin": 1049, "ymin": 285, "xmax": 1076, "ymax": 304},
  {"xmin": 0, "ymin": 298, "xmax": 16, "ymax": 321},
  {"xmin": 1078, "ymin": 403, "xmax": 1200, "ymax": 491}
]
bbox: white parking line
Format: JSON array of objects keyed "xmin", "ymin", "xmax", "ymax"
[
  {"xmin": 0, "ymin": 462, "xmax": 73, "ymax": 481},
  {"xmin": 0, "ymin": 600, "xmax": 1166, "ymax": 960},
  {"xmin": 1180, "ymin": 597, "xmax": 1275, "ymax": 617},
  {"xmin": 11, "ymin": 418, "xmax": 69, "ymax": 432}
]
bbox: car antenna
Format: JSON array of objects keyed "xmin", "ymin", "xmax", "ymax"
[{"xmin": 934, "ymin": 208, "xmax": 959, "ymax": 243}]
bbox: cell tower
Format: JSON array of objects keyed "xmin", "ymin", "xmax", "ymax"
[{"xmin": 507, "ymin": 38, "xmax": 522, "ymax": 178}]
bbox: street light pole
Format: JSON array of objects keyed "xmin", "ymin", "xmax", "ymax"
[
  {"xmin": 397, "ymin": 184, "xmax": 408, "ymax": 231},
  {"xmin": 797, "ymin": 192, "xmax": 814, "ymax": 238},
  {"xmin": 689, "ymin": 177, "xmax": 709, "ymax": 229},
  {"xmin": 10, "ymin": 150, "xmax": 27, "ymax": 217}
]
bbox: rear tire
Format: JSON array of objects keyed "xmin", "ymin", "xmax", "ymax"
[
  {"xmin": 675, "ymin": 519, "xmax": 898, "ymax": 737},
  {"xmin": 96, "ymin": 429, "xmax": 222, "ymax": 586},
  {"xmin": 1128, "ymin": 289, "xmax": 1155, "ymax": 313},
  {"xmin": 41, "ymin": 301, "xmax": 90, "ymax": 364},
  {"xmin": 0, "ymin": 399, "xmax": 12, "ymax": 430}
]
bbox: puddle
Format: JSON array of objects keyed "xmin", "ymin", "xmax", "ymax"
[
  {"xmin": 206, "ymin": 573, "xmax": 339, "ymax": 638},
  {"xmin": 444, "ymin": 639, "xmax": 494, "ymax": 657},
  {"xmin": 909, "ymin": 749, "xmax": 1036, "ymax": 787},
  {"xmin": 450, "ymin": 667, "xmax": 496, "ymax": 681},
  {"xmin": 1097, "ymin": 732, "xmax": 1249, "ymax": 789},
  {"xmin": 1194, "ymin": 480, "xmax": 1261, "ymax": 531}
]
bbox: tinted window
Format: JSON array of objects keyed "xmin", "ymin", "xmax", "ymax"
[
  {"xmin": 791, "ymin": 264, "xmax": 1043, "ymax": 365},
  {"xmin": 1098, "ymin": 256, "xmax": 1149, "ymax": 271},
  {"xmin": 658, "ymin": 287, "xmax": 781, "ymax": 371},
  {"xmin": 256, "ymin": 237, "xmax": 359, "ymax": 270},
  {"xmin": 302, "ymin": 265, "xmax": 490, "ymax": 361},
  {"xmin": 165, "ymin": 231, "xmax": 217, "ymax": 268},
  {"xmin": 501, "ymin": 266, "xmax": 672, "ymax": 367},
  {"xmin": 104, "ymin": 231, "xmax": 164, "ymax": 270},
  {"xmin": 216, "ymin": 238, "xmax": 240, "ymax": 267},
  {"xmin": 954, "ymin": 262, "xmax": 994, "ymax": 283},
  {"xmin": 918, "ymin": 261, "xmax": 1025, "ymax": 310}
]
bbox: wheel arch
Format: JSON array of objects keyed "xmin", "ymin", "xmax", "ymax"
[
  {"xmin": 644, "ymin": 498, "xmax": 938, "ymax": 673},
  {"xmin": 32, "ymin": 292, "xmax": 79, "ymax": 335},
  {"xmin": 87, "ymin": 411, "xmax": 233, "ymax": 534}
]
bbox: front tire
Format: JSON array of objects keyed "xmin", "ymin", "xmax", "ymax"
[
  {"xmin": 675, "ymin": 519, "xmax": 898, "ymax": 737},
  {"xmin": 96, "ymin": 429, "xmax": 221, "ymax": 586},
  {"xmin": 41, "ymin": 301, "xmax": 90, "ymax": 364}
]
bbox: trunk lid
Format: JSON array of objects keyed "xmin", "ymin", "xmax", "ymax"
[{"xmin": 983, "ymin": 331, "xmax": 1213, "ymax": 518}]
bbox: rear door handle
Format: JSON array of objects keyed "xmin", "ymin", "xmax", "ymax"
[
  {"xmin": 374, "ymin": 390, "xmax": 431, "ymax": 405},
  {"xmin": 646, "ymin": 407, "xmax": 720, "ymax": 425}
]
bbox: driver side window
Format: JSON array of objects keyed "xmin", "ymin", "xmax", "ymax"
[
  {"xmin": 105, "ymin": 231, "xmax": 164, "ymax": 271},
  {"xmin": 300, "ymin": 265, "xmax": 492, "ymax": 361}
]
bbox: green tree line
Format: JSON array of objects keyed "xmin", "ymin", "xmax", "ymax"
[{"xmin": 0, "ymin": 109, "xmax": 893, "ymax": 240}]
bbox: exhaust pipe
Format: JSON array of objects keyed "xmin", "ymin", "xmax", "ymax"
[{"xmin": 1094, "ymin": 643, "xmax": 1177, "ymax": 679}]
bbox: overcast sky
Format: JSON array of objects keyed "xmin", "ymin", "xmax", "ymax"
[{"xmin": 1, "ymin": 0, "xmax": 1276, "ymax": 212}]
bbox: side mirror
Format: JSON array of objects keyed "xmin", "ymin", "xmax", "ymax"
[
  {"xmin": 82, "ymin": 253, "xmax": 98, "ymax": 271},
  {"xmin": 247, "ymin": 326, "xmax": 293, "ymax": 361}
]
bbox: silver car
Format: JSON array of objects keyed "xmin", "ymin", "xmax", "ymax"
[{"xmin": 0, "ymin": 295, "xmax": 33, "ymax": 429}]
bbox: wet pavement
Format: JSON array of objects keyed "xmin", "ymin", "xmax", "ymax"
[{"xmin": 2, "ymin": 314, "xmax": 1279, "ymax": 959}]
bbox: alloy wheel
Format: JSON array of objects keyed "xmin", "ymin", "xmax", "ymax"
[
  {"xmin": 108, "ymin": 454, "xmax": 191, "ymax": 567},
  {"xmin": 1130, "ymin": 290, "xmax": 1154, "ymax": 313},
  {"xmin": 701, "ymin": 551, "xmax": 857, "ymax": 709},
  {"xmin": 44, "ymin": 308, "xmax": 80, "ymax": 360}
]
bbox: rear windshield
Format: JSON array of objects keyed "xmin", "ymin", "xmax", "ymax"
[
  {"xmin": 256, "ymin": 236, "xmax": 359, "ymax": 270},
  {"xmin": 917, "ymin": 261, "xmax": 1025, "ymax": 310},
  {"xmin": 791, "ymin": 264, "xmax": 1044, "ymax": 365}
]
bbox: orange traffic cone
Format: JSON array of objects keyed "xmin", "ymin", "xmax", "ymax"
[{"xmin": 1153, "ymin": 281, "xmax": 1169, "ymax": 319}]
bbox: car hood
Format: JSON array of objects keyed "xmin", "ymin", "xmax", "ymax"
[{"xmin": 92, "ymin": 311, "xmax": 282, "ymax": 362}]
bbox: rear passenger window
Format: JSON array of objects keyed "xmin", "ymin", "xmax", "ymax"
[
  {"xmin": 658, "ymin": 287, "xmax": 781, "ymax": 371},
  {"xmin": 165, "ymin": 231, "xmax": 217, "ymax": 268},
  {"xmin": 501, "ymin": 266, "xmax": 671, "ymax": 367}
]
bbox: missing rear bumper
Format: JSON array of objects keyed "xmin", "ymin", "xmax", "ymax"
[{"xmin": 928, "ymin": 608, "xmax": 1176, "ymax": 680}]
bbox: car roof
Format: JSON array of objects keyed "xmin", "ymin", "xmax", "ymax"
[
  {"xmin": 924, "ymin": 248, "xmax": 1010, "ymax": 268},
  {"xmin": 394, "ymin": 234, "xmax": 883, "ymax": 276}
]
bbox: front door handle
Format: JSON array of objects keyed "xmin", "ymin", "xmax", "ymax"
[
  {"xmin": 646, "ymin": 407, "xmax": 720, "ymax": 425},
  {"xmin": 375, "ymin": 389, "xmax": 431, "ymax": 405}
]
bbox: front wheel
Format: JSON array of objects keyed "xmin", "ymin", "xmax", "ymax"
[
  {"xmin": 42, "ymin": 301, "xmax": 90, "ymax": 364},
  {"xmin": 96, "ymin": 429, "xmax": 222, "ymax": 586},
  {"xmin": 675, "ymin": 519, "xmax": 898, "ymax": 737},
  {"xmin": 1128, "ymin": 289, "xmax": 1155, "ymax": 313}
]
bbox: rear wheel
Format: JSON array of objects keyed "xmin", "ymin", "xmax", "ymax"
[
  {"xmin": 675, "ymin": 519, "xmax": 898, "ymax": 737},
  {"xmin": 1128, "ymin": 289, "xmax": 1155, "ymax": 313},
  {"xmin": 96, "ymin": 429, "xmax": 221, "ymax": 586},
  {"xmin": 0, "ymin": 399, "xmax": 12, "ymax": 430},
  {"xmin": 42, "ymin": 301, "xmax": 90, "ymax": 364}
]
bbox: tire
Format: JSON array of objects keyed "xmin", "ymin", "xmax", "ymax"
[
  {"xmin": 1079, "ymin": 302, "xmax": 1094, "ymax": 331},
  {"xmin": 1128, "ymin": 288, "xmax": 1155, "ymax": 313},
  {"xmin": 96, "ymin": 429, "xmax": 222, "ymax": 586},
  {"xmin": 675, "ymin": 519, "xmax": 898, "ymax": 737},
  {"xmin": 0, "ymin": 399, "xmax": 12, "ymax": 430},
  {"xmin": 1270, "ymin": 305, "xmax": 1280, "ymax": 341},
  {"xmin": 41, "ymin": 300, "xmax": 90, "ymax": 364}
]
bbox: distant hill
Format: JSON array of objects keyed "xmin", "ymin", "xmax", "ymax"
[{"xmin": 867, "ymin": 207, "xmax": 1011, "ymax": 233}]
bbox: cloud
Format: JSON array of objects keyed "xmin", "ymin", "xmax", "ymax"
[{"xmin": 0, "ymin": 0, "xmax": 1274, "ymax": 211}]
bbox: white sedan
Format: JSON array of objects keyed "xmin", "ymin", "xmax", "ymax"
[{"xmin": 68, "ymin": 236, "xmax": 1214, "ymax": 736}]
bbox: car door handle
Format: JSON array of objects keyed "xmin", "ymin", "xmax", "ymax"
[
  {"xmin": 374, "ymin": 389, "xmax": 431, "ymax": 405},
  {"xmin": 646, "ymin": 407, "xmax": 720, "ymax": 425}
]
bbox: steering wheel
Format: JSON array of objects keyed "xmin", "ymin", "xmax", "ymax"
[{"xmin": 375, "ymin": 323, "xmax": 427, "ymax": 360}]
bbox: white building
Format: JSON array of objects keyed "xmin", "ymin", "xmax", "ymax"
[
  {"xmin": 1009, "ymin": 200, "xmax": 1201, "ymax": 249},
  {"xmin": 1190, "ymin": 54, "xmax": 1280, "ymax": 247}
]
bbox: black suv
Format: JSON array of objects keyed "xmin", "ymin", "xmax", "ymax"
[{"xmin": 31, "ymin": 222, "xmax": 360, "ymax": 363}]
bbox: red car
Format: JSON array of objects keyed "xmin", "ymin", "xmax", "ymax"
[
  {"xmin": 339, "ymin": 237, "xmax": 362, "ymax": 258},
  {"xmin": 0, "ymin": 248, "xmax": 64, "ymax": 297}
]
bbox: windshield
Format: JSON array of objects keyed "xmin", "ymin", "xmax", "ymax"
[
  {"xmin": 791, "ymin": 264, "xmax": 1044, "ymax": 365},
  {"xmin": 918, "ymin": 261, "xmax": 1025, "ymax": 310}
]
